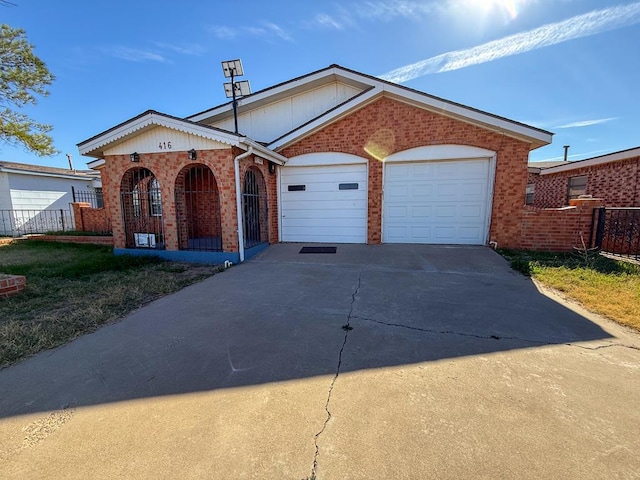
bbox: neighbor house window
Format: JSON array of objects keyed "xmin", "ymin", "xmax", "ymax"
[
  {"xmin": 525, "ymin": 184, "xmax": 535, "ymax": 205},
  {"xmin": 567, "ymin": 175, "xmax": 587, "ymax": 202}
]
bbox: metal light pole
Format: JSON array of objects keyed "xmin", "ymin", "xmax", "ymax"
[{"xmin": 221, "ymin": 59, "xmax": 251, "ymax": 134}]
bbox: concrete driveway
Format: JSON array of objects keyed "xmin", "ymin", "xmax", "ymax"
[{"xmin": 0, "ymin": 244, "xmax": 639, "ymax": 479}]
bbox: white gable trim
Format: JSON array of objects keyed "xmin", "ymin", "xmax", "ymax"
[
  {"xmin": 78, "ymin": 111, "xmax": 288, "ymax": 165},
  {"xmin": 190, "ymin": 65, "xmax": 552, "ymax": 151},
  {"xmin": 186, "ymin": 67, "xmax": 372, "ymax": 124},
  {"xmin": 78, "ymin": 111, "xmax": 242, "ymax": 158},
  {"xmin": 285, "ymin": 152, "xmax": 368, "ymax": 167},
  {"xmin": 384, "ymin": 145, "xmax": 496, "ymax": 163},
  {"xmin": 269, "ymin": 87, "xmax": 381, "ymax": 150}
]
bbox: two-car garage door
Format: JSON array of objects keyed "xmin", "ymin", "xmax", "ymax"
[{"xmin": 280, "ymin": 149, "xmax": 493, "ymax": 245}]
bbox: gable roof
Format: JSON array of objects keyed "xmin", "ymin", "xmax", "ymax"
[
  {"xmin": 77, "ymin": 110, "xmax": 287, "ymax": 165},
  {"xmin": 534, "ymin": 146, "xmax": 640, "ymax": 175},
  {"xmin": 77, "ymin": 110, "xmax": 242, "ymax": 158},
  {"xmin": 187, "ymin": 64, "xmax": 553, "ymax": 151},
  {"xmin": 0, "ymin": 161, "xmax": 99, "ymax": 180}
]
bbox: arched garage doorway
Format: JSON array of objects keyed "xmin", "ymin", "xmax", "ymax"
[{"xmin": 383, "ymin": 145, "xmax": 496, "ymax": 245}]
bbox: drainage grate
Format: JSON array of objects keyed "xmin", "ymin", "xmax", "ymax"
[{"xmin": 299, "ymin": 246, "xmax": 337, "ymax": 254}]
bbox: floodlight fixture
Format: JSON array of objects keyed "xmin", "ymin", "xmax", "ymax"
[
  {"xmin": 221, "ymin": 58, "xmax": 250, "ymax": 134},
  {"xmin": 223, "ymin": 80, "xmax": 251, "ymax": 98},
  {"xmin": 221, "ymin": 59, "xmax": 244, "ymax": 78}
]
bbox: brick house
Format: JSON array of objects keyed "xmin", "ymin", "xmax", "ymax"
[
  {"xmin": 527, "ymin": 147, "xmax": 640, "ymax": 208},
  {"xmin": 78, "ymin": 64, "xmax": 553, "ymax": 263}
]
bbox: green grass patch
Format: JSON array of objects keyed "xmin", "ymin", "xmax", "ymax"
[
  {"xmin": 499, "ymin": 249, "xmax": 640, "ymax": 330},
  {"xmin": 0, "ymin": 241, "xmax": 222, "ymax": 368}
]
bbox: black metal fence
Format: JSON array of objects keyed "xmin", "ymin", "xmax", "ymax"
[
  {"xmin": 72, "ymin": 187, "xmax": 103, "ymax": 208},
  {"xmin": 0, "ymin": 209, "xmax": 75, "ymax": 237},
  {"xmin": 593, "ymin": 207, "xmax": 640, "ymax": 261}
]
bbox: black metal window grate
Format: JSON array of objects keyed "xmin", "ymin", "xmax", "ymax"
[
  {"xmin": 243, "ymin": 168, "xmax": 268, "ymax": 249},
  {"xmin": 120, "ymin": 167, "xmax": 165, "ymax": 249},
  {"xmin": 175, "ymin": 164, "xmax": 222, "ymax": 252}
]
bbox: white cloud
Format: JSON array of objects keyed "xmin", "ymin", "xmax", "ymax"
[
  {"xmin": 154, "ymin": 42, "xmax": 206, "ymax": 56},
  {"xmin": 315, "ymin": 13, "xmax": 344, "ymax": 30},
  {"xmin": 537, "ymin": 148, "xmax": 612, "ymax": 162},
  {"xmin": 208, "ymin": 26, "xmax": 238, "ymax": 40},
  {"xmin": 354, "ymin": 0, "xmax": 439, "ymax": 20},
  {"xmin": 380, "ymin": 2, "xmax": 640, "ymax": 82},
  {"xmin": 209, "ymin": 22, "xmax": 293, "ymax": 42},
  {"xmin": 104, "ymin": 47, "xmax": 167, "ymax": 63},
  {"xmin": 556, "ymin": 117, "xmax": 618, "ymax": 129},
  {"xmin": 263, "ymin": 22, "xmax": 294, "ymax": 42}
]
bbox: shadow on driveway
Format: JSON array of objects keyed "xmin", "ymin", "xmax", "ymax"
[{"xmin": 0, "ymin": 244, "xmax": 613, "ymax": 419}]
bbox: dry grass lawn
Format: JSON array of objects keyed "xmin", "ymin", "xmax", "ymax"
[
  {"xmin": 501, "ymin": 250, "xmax": 640, "ymax": 331},
  {"xmin": 0, "ymin": 240, "xmax": 221, "ymax": 368}
]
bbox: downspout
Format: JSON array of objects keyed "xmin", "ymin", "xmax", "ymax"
[{"xmin": 234, "ymin": 145, "xmax": 253, "ymax": 263}]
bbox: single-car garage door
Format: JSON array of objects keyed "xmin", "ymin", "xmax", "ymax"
[
  {"xmin": 281, "ymin": 163, "xmax": 367, "ymax": 243},
  {"xmin": 383, "ymin": 158, "xmax": 491, "ymax": 244}
]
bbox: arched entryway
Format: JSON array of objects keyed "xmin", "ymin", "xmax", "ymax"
[
  {"xmin": 120, "ymin": 168, "xmax": 165, "ymax": 249},
  {"xmin": 175, "ymin": 164, "xmax": 222, "ymax": 251},
  {"xmin": 242, "ymin": 167, "xmax": 268, "ymax": 248}
]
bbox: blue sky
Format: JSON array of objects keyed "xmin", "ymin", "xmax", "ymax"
[{"xmin": 2, "ymin": 0, "xmax": 639, "ymax": 169}]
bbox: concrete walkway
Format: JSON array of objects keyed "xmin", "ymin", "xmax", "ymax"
[{"xmin": 0, "ymin": 244, "xmax": 638, "ymax": 479}]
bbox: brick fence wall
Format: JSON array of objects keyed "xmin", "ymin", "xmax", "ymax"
[
  {"xmin": 29, "ymin": 235, "xmax": 114, "ymax": 246},
  {"xmin": 0, "ymin": 274, "xmax": 26, "ymax": 299},
  {"xmin": 519, "ymin": 198, "xmax": 603, "ymax": 251},
  {"xmin": 71, "ymin": 202, "xmax": 111, "ymax": 233}
]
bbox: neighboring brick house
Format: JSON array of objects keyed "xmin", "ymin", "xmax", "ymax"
[
  {"xmin": 527, "ymin": 147, "xmax": 640, "ymax": 208},
  {"xmin": 78, "ymin": 64, "xmax": 552, "ymax": 263}
]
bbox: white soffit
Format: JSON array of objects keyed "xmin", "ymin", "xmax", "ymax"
[{"xmin": 78, "ymin": 111, "xmax": 242, "ymax": 158}]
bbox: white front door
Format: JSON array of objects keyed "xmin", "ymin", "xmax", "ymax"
[
  {"xmin": 280, "ymin": 164, "xmax": 367, "ymax": 243},
  {"xmin": 383, "ymin": 158, "xmax": 491, "ymax": 244}
]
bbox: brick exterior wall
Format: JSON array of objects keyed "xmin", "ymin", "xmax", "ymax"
[
  {"xmin": 280, "ymin": 96, "xmax": 532, "ymax": 248},
  {"xmin": 72, "ymin": 202, "xmax": 111, "ymax": 233},
  {"xmin": 520, "ymin": 198, "xmax": 603, "ymax": 251},
  {"xmin": 529, "ymin": 156, "xmax": 640, "ymax": 208},
  {"xmin": 100, "ymin": 148, "xmax": 277, "ymax": 252},
  {"xmin": 0, "ymin": 274, "xmax": 26, "ymax": 299}
]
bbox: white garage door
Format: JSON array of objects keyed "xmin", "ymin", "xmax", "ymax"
[
  {"xmin": 281, "ymin": 164, "xmax": 367, "ymax": 243},
  {"xmin": 383, "ymin": 159, "xmax": 491, "ymax": 244}
]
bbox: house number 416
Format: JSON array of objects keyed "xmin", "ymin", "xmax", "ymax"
[{"xmin": 158, "ymin": 141, "xmax": 172, "ymax": 150}]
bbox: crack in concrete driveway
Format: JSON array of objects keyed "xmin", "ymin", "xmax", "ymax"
[{"xmin": 309, "ymin": 272, "xmax": 362, "ymax": 480}]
